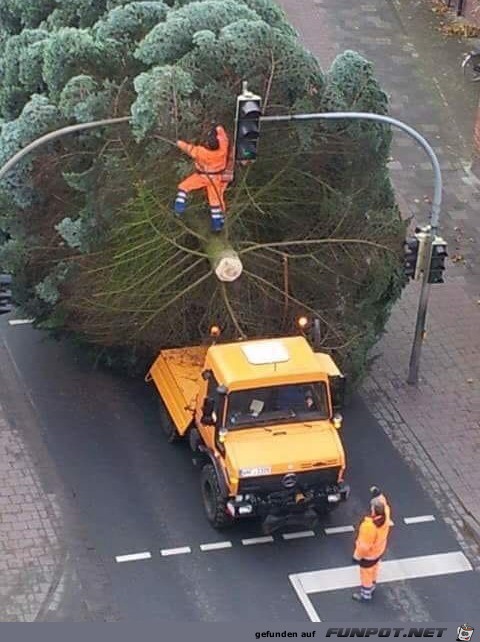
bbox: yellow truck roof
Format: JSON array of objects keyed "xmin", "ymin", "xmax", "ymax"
[{"xmin": 208, "ymin": 336, "xmax": 341, "ymax": 390}]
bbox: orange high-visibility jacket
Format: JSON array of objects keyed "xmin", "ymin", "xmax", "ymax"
[
  {"xmin": 354, "ymin": 514, "xmax": 390, "ymax": 561},
  {"xmin": 177, "ymin": 126, "xmax": 229, "ymax": 174}
]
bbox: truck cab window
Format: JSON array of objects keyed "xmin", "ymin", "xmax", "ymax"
[{"xmin": 227, "ymin": 382, "xmax": 329, "ymax": 428}]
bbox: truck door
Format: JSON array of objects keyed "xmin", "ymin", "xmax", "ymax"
[{"xmin": 199, "ymin": 372, "xmax": 224, "ymax": 454}]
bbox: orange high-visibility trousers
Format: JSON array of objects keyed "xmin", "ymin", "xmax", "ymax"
[
  {"xmin": 359, "ymin": 562, "xmax": 380, "ymax": 599},
  {"xmin": 178, "ymin": 172, "xmax": 227, "ymax": 212}
]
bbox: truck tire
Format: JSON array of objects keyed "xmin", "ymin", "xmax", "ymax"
[
  {"xmin": 158, "ymin": 399, "xmax": 178, "ymax": 443},
  {"xmin": 201, "ymin": 464, "xmax": 233, "ymax": 529}
]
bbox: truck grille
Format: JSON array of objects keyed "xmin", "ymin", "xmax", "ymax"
[{"xmin": 238, "ymin": 467, "xmax": 340, "ymax": 495}]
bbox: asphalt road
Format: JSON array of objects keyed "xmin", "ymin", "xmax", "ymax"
[{"xmin": 1, "ymin": 319, "xmax": 479, "ymax": 621}]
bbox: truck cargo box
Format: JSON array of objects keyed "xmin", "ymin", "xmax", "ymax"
[{"xmin": 146, "ymin": 346, "xmax": 207, "ymax": 435}]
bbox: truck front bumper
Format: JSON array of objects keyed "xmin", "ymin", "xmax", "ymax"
[{"xmin": 225, "ymin": 482, "xmax": 350, "ymax": 519}]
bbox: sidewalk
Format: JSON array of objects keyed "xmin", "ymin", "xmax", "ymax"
[
  {"xmin": 278, "ymin": 0, "xmax": 480, "ymax": 564},
  {"xmin": 0, "ymin": 384, "xmax": 63, "ymax": 620}
]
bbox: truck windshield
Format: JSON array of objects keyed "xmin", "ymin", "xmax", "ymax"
[{"xmin": 226, "ymin": 382, "xmax": 329, "ymax": 429}]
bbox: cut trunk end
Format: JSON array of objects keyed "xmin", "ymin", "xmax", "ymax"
[{"xmin": 205, "ymin": 235, "xmax": 243, "ymax": 282}]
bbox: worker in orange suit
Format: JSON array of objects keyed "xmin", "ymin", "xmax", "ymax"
[
  {"xmin": 352, "ymin": 495, "xmax": 392, "ymax": 602},
  {"xmin": 174, "ymin": 124, "xmax": 231, "ymax": 232}
]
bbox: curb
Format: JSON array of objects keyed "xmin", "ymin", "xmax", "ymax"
[{"xmin": 462, "ymin": 513, "xmax": 480, "ymax": 547}]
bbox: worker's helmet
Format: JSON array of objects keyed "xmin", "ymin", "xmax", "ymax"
[
  {"xmin": 206, "ymin": 126, "xmax": 219, "ymax": 150},
  {"xmin": 369, "ymin": 485, "xmax": 381, "ymax": 498}
]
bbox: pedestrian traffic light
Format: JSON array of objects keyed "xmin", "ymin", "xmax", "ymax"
[
  {"xmin": 428, "ymin": 236, "xmax": 448, "ymax": 284},
  {"xmin": 0, "ymin": 273, "xmax": 12, "ymax": 315},
  {"xmin": 234, "ymin": 84, "xmax": 262, "ymax": 163},
  {"xmin": 403, "ymin": 226, "xmax": 429, "ymax": 281}
]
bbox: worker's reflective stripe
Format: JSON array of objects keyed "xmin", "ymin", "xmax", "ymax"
[{"xmin": 360, "ymin": 585, "xmax": 373, "ymax": 599}]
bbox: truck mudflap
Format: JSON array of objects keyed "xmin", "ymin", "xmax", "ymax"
[{"xmin": 225, "ymin": 482, "xmax": 350, "ymax": 529}]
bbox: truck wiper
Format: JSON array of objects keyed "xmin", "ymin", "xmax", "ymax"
[{"xmin": 253, "ymin": 412, "xmax": 296, "ymax": 425}]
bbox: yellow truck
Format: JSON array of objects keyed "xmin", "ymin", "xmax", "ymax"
[{"xmin": 145, "ymin": 325, "xmax": 349, "ymax": 531}]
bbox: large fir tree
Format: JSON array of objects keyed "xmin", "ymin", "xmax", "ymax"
[{"xmin": 0, "ymin": 0, "xmax": 406, "ymax": 383}]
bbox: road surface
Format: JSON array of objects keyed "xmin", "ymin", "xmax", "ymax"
[{"xmin": 0, "ymin": 318, "xmax": 478, "ymax": 621}]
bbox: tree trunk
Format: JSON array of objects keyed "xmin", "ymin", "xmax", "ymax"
[{"xmin": 204, "ymin": 234, "xmax": 243, "ymax": 282}]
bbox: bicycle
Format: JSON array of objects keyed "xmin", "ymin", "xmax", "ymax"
[{"xmin": 462, "ymin": 47, "xmax": 480, "ymax": 82}]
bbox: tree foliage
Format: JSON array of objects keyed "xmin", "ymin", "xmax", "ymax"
[{"xmin": 0, "ymin": 0, "xmax": 406, "ymax": 386}]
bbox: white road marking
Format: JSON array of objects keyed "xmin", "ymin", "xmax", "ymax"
[
  {"xmin": 242, "ymin": 536, "xmax": 274, "ymax": 546},
  {"xmin": 290, "ymin": 574, "xmax": 321, "ymax": 623},
  {"xmin": 324, "ymin": 525, "xmax": 354, "ymax": 535},
  {"xmin": 289, "ymin": 551, "xmax": 472, "ymax": 622},
  {"xmin": 200, "ymin": 541, "xmax": 232, "ymax": 551},
  {"xmin": 282, "ymin": 530, "xmax": 315, "ymax": 541},
  {"xmin": 160, "ymin": 546, "xmax": 191, "ymax": 556},
  {"xmin": 8, "ymin": 319, "xmax": 34, "ymax": 325},
  {"xmin": 404, "ymin": 514, "xmax": 436, "ymax": 524},
  {"xmin": 115, "ymin": 552, "xmax": 151, "ymax": 563}
]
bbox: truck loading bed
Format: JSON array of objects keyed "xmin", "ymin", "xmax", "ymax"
[{"xmin": 146, "ymin": 346, "xmax": 207, "ymax": 435}]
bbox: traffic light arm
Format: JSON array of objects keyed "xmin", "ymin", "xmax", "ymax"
[{"xmin": 261, "ymin": 110, "xmax": 443, "ymax": 386}]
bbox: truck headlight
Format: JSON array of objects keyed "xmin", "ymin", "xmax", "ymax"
[{"xmin": 327, "ymin": 493, "xmax": 341, "ymax": 503}]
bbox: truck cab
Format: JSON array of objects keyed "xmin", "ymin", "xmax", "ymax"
[{"xmin": 146, "ymin": 334, "xmax": 349, "ymax": 530}]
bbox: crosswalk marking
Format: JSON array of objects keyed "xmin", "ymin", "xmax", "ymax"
[
  {"xmin": 115, "ymin": 552, "xmax": 151, "ymax": 563},
  {"xmin": 113, "ymin": 513, "xmax": 443, "ymax": 562},
  {"xmin": 200, "ymin": 541, "xmax": 232, "ymax": 551},
  {"xmin": 242, "ymin": 536, "xmax": 274, "ymax": 546},
  {"xmin": 289, "ymin": 551, "xmax": 473, "ymax": 622},
  {"xmin": 160, "ymin": 546, "xmax": 191, "ymax": 556},
  {"xmin": 404, "ymin": 514, "xmax": 435, "ymax": 524},
  {"xmin": 282, "ymin": 530, "xmax": 315, "ymax": 540},
  {"xmin": 8, "ymin": 319, "xmax": 34, "ymax": 325},
  {"xmin": 324, "ymin": 525, "xmax": 354, "ymax": 535}
]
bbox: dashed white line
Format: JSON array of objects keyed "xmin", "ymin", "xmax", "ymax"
[
  {"xmin": 282, "ymin": 530, "xmax": 315, "ymax": 541},
  {"xmin": 242, "ymin": 536, "xmax": 274, "ymax": 546},
  {"xmin": 115, "ymin": 514, "xmax": 439, "ymax": 561},
  {"xmin": 115, "ymin": 552, "xmax": 152, "ymax": 563},
  {"xmin": 404, "ymin": 515, "xmax": 435, "ymax": 524},
  {"xmin": 160, "ymin": 546, "xmax": 191, "ymax": 556},
  {"xmin": 324, "ymin": 525, "xmax": 354, "ymax": 535},
  {"xmin": 8, "ymin": 319, "xmax": 34, "ymax": 325},
  {"xmin": 200, "ymin": 541, "xmax": 233, "ymax": 551}
]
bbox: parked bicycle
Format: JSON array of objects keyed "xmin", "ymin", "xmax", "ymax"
[{"xmin": 463, "ymin": 46, "xmax": 480, "ymax": 82}]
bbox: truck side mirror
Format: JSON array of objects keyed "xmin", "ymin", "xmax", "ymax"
[
  {"xmin": 201, "ymin": 396, "xmax": 215, "ymax": 424},
  {"xmin": 329, "ymin": 374, "xmax": 346, "ymax": 413}
]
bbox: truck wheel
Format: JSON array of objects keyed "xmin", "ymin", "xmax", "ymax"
[
  {"xmin": 158, "ymin": 399, "xmax": 178, "ymax": 443},
  {"xmin": 201, "ymin": 464, "xmax": 233, "ymax": 529}
]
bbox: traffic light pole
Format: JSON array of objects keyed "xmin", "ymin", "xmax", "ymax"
[
  {"xmin": 261, "ymin": 112, "xmax": 443, "ymax": 385},
  {"xmin": 0, "ymin": 116, "xmax": 130, "ymax": 182}
]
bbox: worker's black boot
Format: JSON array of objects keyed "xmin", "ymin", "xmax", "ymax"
[{"xmin": 352, "ymin": 592, "xmax": 372, "ymax": 603}]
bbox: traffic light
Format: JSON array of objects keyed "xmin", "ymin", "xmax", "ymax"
[
  {"xmin": 234, "ymin": 85, "xmax": 262, "ymax": 162},
  {"xmin": 403, "ymin": 226, "xmax": 429, "ymax": 281},
  {"xmin": 403, "ymin": 237, "xmax": 420, "ymax": 280},
  {"xmin": 428, "ymin": 236, "xmax": 448, "ymax": 284},
  {"xmin": 0, "ymin": 273, "xmax": 12, "ymax": 315}
]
